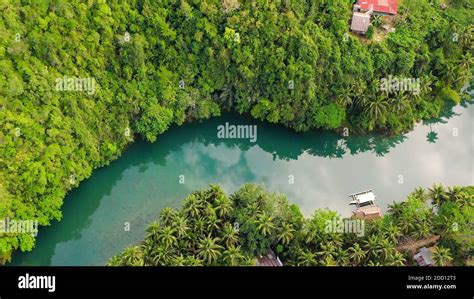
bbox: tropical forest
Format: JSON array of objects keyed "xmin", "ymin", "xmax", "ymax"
[{"xmin": 0, "ymin": 0, "xmax": 472, "ymax": 267}]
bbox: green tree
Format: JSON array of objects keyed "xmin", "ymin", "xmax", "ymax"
[
  {"xmin": 277, "ymin": 223, "xmax": 295, "ymax": 245},
  {"xmin": 432, "ymin": 246, "xmax": 453, "ymax": 266},
  {"xmin": 255, "ymin": 212, "xmax": 275, "ymax": 237},
  {"xmin": 121, "ymin": 246, "xmax": 144, "ymax": 266},
  {"xmin": 197, "ymin": 235, "xmax": 223, "ymax": 264},
  {"xmin": 158, "ymin": 226, "xmax": 178, "ymax": 249},
  {"xmin": 348, "ymin": 243, "xmax": 366, "ymax": 265}
]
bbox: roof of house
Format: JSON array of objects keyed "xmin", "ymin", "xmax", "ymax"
[
  {"xmin": 351, "ymin": 12, "xmax": 371, "ymax": 33},
  {"xmin": 257, "ymin": 249, "xmax": 283, "ymax": 267},
  {"xmin": 353, "ymin": 206, "xmax": 383, "ymax": 219},
  {"xmin": 414, "ymin": 247, "xmax": 435, "ymax": 266},
  {"xmin": 358, "ymin": 0, "xmax": 398, "ymax": 15}
]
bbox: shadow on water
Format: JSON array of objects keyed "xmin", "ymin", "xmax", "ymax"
[{"xmin": 422, "ymin": 99, "xmax": 473, "ymax": 144}]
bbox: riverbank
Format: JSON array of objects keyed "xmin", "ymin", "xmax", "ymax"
[
  {"xmin": 2, "ymin": 0, "xmax": 472, "ymax": 264},
  {"xmin": 8, "ymin": 102, "xmax": 473, "ymax": 266}
]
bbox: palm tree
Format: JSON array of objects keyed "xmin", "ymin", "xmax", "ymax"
[
  {"xmin": 388, "ymin": 201, "xmax": 405, "ymax": 218},
  {"xmin": 222, "ymin": 245, "xmax": 245, "ymax": 266},
  {"xmin": 221, "ymin": 222, "xmax": 239, "ymax": 248},
  {"xmin": 146, "ymin": 221, "xmax": 161, "ymax": 242},
  {"xmin": 203, "ymin": 203, "xmax": 217, "ymax": 218},
  {"xmin": 297, "ymin": 250, "xmax": 317, "ymax": 266},
  {"xmin": 321, "ymin": 256, "xmax": 338, "ymax": 266},
  {"xmin": 404, "ymin": 86, "xmax": 422, "ymax": 105},
  {"xmin": 456, "ymin": 53, "xmax": 474, "ymax": 83},
  {"xmin": 411, "ymin": 187, "xmax": 427, "ymax": 202},
  {"xmin": 107, "ymin": 255, "xmax": 123, "ymax": 266},
  {"xmin": 428, "ymin": 184, "xmax": 448, "ymax": 208},
  {"xmin": 351, "ymin": 79, "xmax": 367, "ymax": 107},
  {"xmin": 214, "ymin": 194, "xmax": 233, "ymax": 218},
  {"xmin": 219, "ymin": 84, "xmax": 237, "ymax": 109},
  {"xmin": 420, "ymin": 75, "xmax": 433, "ymax": 96},
  {"xmin": 159, "ymin": 207, "xmax": 177, "ymax": 226},
  {"xmin": 432, "ymin": 246, "xmax": 453, "ymax": 266},
  {"xmin": 389, "ymin": 251, "xmax": 406, "ymax": 266},
  {"xmin": 382, "ymin": 225, "xmax": 402, "ymax": 244},
  {"xmin": 255, "ymin": 212, "xmax": 275, "ymax": 237},
  {"xmin": 442, "ymin": 63, "xmax": 458, "ymax": 85},
  {"xmin": 389, "ymin": 95, "xmax": 409, "ymax": 114},
  {"xmin": 336, "ymin": 88, "xmax": 353, "ymax": 108},
  {"xmin": 140, "ymin": 238, "xmax": 155, "ymax": 265},
  {"xmin": 184, "ymin": 194, "xmax": 202, "ymax": 218},
  {"xmin": 412, "ymin": 221, "xmax": 432, "ymax": 239},
  {"xmin": 196, "ymin": 235, "xmax": 223, "ymax": 264},
  {"xmin": 121, "ymin": 246, "xmax": 144, "ymax": 266},
  {"xmin": 364, "ymin": 235, "xmax": 382, "ymax": 259},
  {"xmin": 277, "ymin": 223, "xmax": 295, "ymax": 245},
  {"xmin": 446, "ymin": 186, "xmax": 464, "ymax": 203},
  {"xmin": 159, "ymin": 226, "xmax": 178, "ymax": 249},
  {"xmin": 183, "ymin": 256, "xmax": 204, "ymax": 266},
  {"xmin": 151, "ymin": 245, "xmax": 174, "ymax": 265},
  {"xmin": 378, "ymin": 238, "xmax": 395, "ymax": 262},
  {"xmin": 365, "ymin": 96, "xmax": 388, "ymax": 126},
  {"xmin": 367, "ymin": 260, "xmax": 382, "ymax": 267},
  {"xmin": 453, "ymin": 191, "xmax": 473, "ymax": 208},
  {"xmin": 317, "ymin": 242, "xmax": 337, "ymax": 261},
  {"xmin": 194, "ymin": 216, "xmax": 207, "ymax": 236},
  {"xmin": 434, "ymin": 215, "xmax": 452, "ymax": 235},
  {"xmin": 348, "ymin": 243, "xmax": 366, "ymax": 265},
  {"xmin": 356, "ymin": 96, "xmax": 370, "ymax": 109},
  {"xmin": 171, "ymin": 255, "xmax": 187, "ymax": 266},
  {"xmin": 302, "ymin": 221, "xmax": 318, "ymax": 244},
  {"xmin": 372, "ymin": 15, "xmax": 383, "ymax": 28},
  {"xmin": 460, "ymin": 25, "xmax": 473, "ymax": 49},
  {"xmin": 335, "ymin": 248, "xmax": 350, "ymax": 266},
  {"xmin": 205, "ymin": 209, "xmax": 222, "ymax": 233},
  {"xmin": 398, "ymin": 214, "xmax": 417, "ymax": 235},
  {"xmin": 173, "ymin": 214, "xmax": 189, "ymax": 238}
]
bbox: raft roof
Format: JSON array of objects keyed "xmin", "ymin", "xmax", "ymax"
[{"xmin": 349, "ymin": 190, "xmax": 376, "ymax": 205}]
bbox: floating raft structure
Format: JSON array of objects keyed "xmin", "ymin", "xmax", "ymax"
[{"xmin": 349, "ymin": 190, "xmax": 383, "ymax": 219}]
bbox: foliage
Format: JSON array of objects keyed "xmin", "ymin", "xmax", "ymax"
[
  {"xmin": 366, "ymin": 25, "xmax": 375, "ymax": 40},
  {"xmin": 109, "ymin": 184, "xmax": 473, "ymax": 266},
  {"xmin": 0, "ymin": 0, "xmax": 472, "ymax": 261}
]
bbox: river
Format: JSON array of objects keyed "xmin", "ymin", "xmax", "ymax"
[{"xmin": 10, "ymin": 102, "xmax": 473, "ymax": 265}]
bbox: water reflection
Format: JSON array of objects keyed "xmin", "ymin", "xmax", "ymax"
[{"xmin": 10, "ymin": 102, "xmax": 473, "ymax": 266}]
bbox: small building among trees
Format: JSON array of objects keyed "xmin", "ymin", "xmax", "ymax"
[
  {"xmin": 414, "ymin": 247, "xmax": 435, "ymax": 266},
  {"xmin": 256, "ymin": 249, "xmax": 283, "ymax": 266},
  {"xmin": 350, "ymin": 0, "xmax": 398, "ymax": 35},
  {"xmin": 351, "ymin": 12, "xmax": 371, "ymax": 34}
]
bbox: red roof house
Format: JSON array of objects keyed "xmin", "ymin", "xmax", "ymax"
[{"xmin": 356, "ymin": 0, "xmax": 398, "ymax": 15}]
